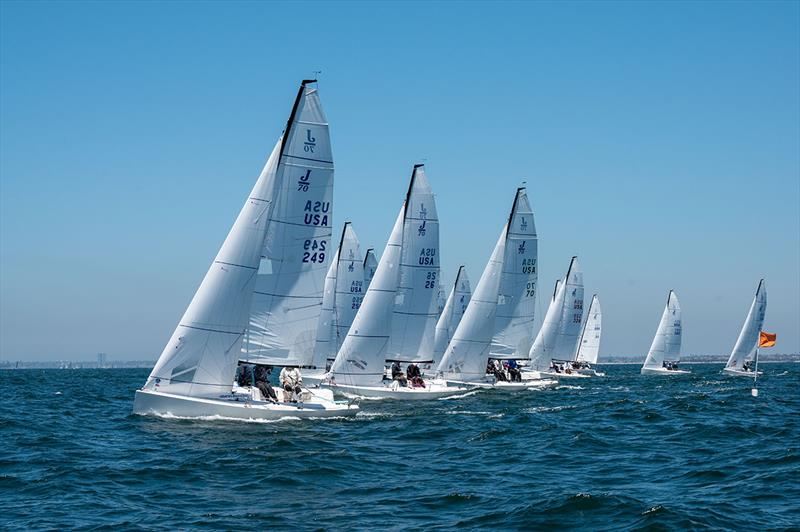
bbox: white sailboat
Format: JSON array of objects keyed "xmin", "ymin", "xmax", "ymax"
[
  {"xmin": 133, "ymin": 80, "xmax": 357, "ymax": 420},
  {"xmin": 325, "ymin": 165, "xmax": 466, "ymax": 399},
  {"xmin": 429, "ymin": 266, "xmax": 471, "ymax": 373},
  {"xmin": 304, "ymin": 222, "xmax": 365, "ymax": 385},
  {"xmin": 640, "ymin": 290, "xmax": 690, "ymax": 375},
  {"xmin": 572, "ymin": 294, "xmax": 604, "ymax": 376},
  {"xmin": 723, "ymin": 280, "xmax": 767, "ymax": 376},
  {"xmin": 526, "ymin": 257, "xmax": 590, "ymax": 379},
  {"xmin": 436, "ymin": 187, "xmax": 554, "ymax": 390}
]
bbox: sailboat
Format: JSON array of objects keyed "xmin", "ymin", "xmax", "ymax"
[
  {"xmin": 133, "ymin": 80, "xmax": 357, "ymax": 419},
  {"xmin": 436, "ymin": 187, "xmax": 554, "ymax": 389},
  {"xmin": 325, "ymin": 165, "xmax": 466, "ymax": 399},
  {"xmin": 304, "ymin": 222, "xmax": 365, "ymax": 385},
  {"xmin": 428, "ymin": 266, "xmax": 471, "ymax": 373},
  {"xmin": 571, "ymin": 294, "xmax": 604, "ymax": 376},
  {"xmin": 640, "ymin": 290, "xmax": 690, "ymax": 375},
  {"xmin": 526, "ymin": 257, "xmax": 590, "ymax": 379},
  {"xmin": 723, "ymin": 280, "xmax": 767, "ymax": 376}
]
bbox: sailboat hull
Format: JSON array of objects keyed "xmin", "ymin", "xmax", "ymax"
[
  {"xmin": 445, "ymin": 378, "xmax": 557, "ymax": 389},
  {"xmin": 325, "ymin": 382, "xmax": 467, "ymax": 400},
  {"xmin": 132, "ymin": 389, "xmax": 358, "ymax": 420},
  {"xmin": 640, "ymin": 367, "xmax": 691, "ymax": 376},
  {"xmin": 722, "ymin": 367, "xmax": 763, "ymax": 377}
]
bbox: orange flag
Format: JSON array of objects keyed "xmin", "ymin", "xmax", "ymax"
[{"xmin": 759, "ymin": 331, "xmax": 776, "ymax": 348}]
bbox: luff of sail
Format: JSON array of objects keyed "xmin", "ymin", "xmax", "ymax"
[
  {"xmin": 642, "ymin": 290, "xmax": 682, "ymax": 369},
  {"xmin": 144, "ymin": 139, "xmax": 282, "ymax": 398},
  {"xmin": 387, "ymin": 165, "xmax": 441, "ymax": 363},
  {"xmin": 725, "ymin": 280, "xmax": 767, "ymax": 370},
  {"xmin": 244, "ymin": 81, "xmax": 334, "ymax": 367},
  {"xmin": 328, "ymin": 208, "xmax": 404, "ymax": 386},
  {"xmin": 431, "ymin": 266, "xmax": 472, "ymax": 368},
  {"xmin": 490, "ymin": 188, "xmax": 538, "ymax": 359},
  {"xmin": 575, "ymin": 294, "xmax": 601, "ymax": 364}
]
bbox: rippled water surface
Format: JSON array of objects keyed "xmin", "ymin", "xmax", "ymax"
[{"xmin": 1, "ymin": 364, "xmax": 798, "ymax": 530}]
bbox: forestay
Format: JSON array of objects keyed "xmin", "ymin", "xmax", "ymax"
[
  {"xmin": 243, "ymin": 83, "xmax": 334, "ymax": 367},
  {"xmin": 144, "ymin": 139, "xmax": 283, "ymax": 398},
  {"xmin": 575, "ymin": 294, "xmax": 602, "ymax": 364},
  {"xmin": 387, "ymin": 165, "xmax": 440, "ymax": 363},
  {"xmin": 431, "ymin": 266, "xmax": 472, "ymax": 368},
  {"xmin": 490, "ymin": 188, "xmax": 538, "ymax": 359},
  {"xmin": 643, "ymin": 290, "xmax": 682, "ymax": 369},
  {"xmin": 725, "ymin": 280, "xmax": 767, "ymax": 370},
  {"xmin": 328, "ymin": 208, "xmax": 404, "ymax": 386}
]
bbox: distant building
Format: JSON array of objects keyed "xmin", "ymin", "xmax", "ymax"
[{"xmin": 97, "ymin": 352, "xmax": 108, "ymax": 368}]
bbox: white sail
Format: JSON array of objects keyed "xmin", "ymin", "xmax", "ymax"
[
  {"xmin": 575, "ymin": 294, "xmax": 601, "ymax": 364},
  {"xmin": 431, "ymin": 266, "xmax": 471, "ymax": 367},
  {"xmin": 311, "ymin": 258, "xmax": 337, "ymax": 370},
  {"xmin": 725, "ymin": 280, "xmax": 767, "ymax": 370},
  {"xmin": 387, "ymin": 165, "xmax": 440, "ymax": 363},
  {"xmin": 555, "ymin": 257, "xmax": 584, "ymax": 359},
  {"xmin": 436, "ymin": 226, "xmax": 507, "ymax": 382},
  {"xmin": 332, "ymin": 223, "xmax": 365, "ymax": 356},
  {"xmin": 528, "ymin": 278, "xmax": 567, "ymax": 371},
  {"xmin": 328, "ymin": 208, "xmax": 404, "ymax": 386},
  {"xmin": 310, "ymin": 223, "xmax": 365, "ymax": 369},
  {"xmin": 244, "ymin": 82, "xmax": 334, "ymax": 367},
  {"xmin": 490, "ymin": 188, "xmax": 538, "ymax": 359},
  {"xmin": 363, "ymin": 248, "xmax": 378, "ymax": 290},
  {"xmin": 642, "ymin": 290, "xmax": 682, "ymax": 369},
  {"xmin": 143, "ymin": 138, "xmax": 282, "ymax": 398}
]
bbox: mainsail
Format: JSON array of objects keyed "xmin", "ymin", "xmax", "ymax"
[
  {"xmin": 386, "ymin": 165, "xmax": 441, "ymax": 363},
  {"xmin": 575, "ymin": 294, "xmax": 601, "ymax": 364},
  {"xmin": 310, "ymin": 223, "xmax": 365, "ymax": 369},
  {"xmin": 725, "ymin": 280, "xmax": 767, "ymax": 370},
  {"xmin": 431, "ymin": 266, "xmax": 472, "ymax": 368},
  {"xmin": 363, "ymin": 248, "xmax": 378, "ymax": 290},
  {"xmin": 642, "ymin": 290, "xmax": 682, "ymax": 369},
  {"xmin": 243, "ymin": 82, "xmax": 334, "ymax": 367},
  {"xmin": 328, "ymin": 208, "xmax": 404, "ymax": 386},
  {"xmin": 490, "ymin": 188, "xmax": 538, "ymax": 359},
  {"xmin": 529, "ymin": 278, "xmax": 566, "ymax": 371}
]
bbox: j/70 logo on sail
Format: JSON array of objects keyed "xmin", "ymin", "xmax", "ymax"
[
  {"xmin": 297, "ymin": 170, "xmax": 311, "ymax": 192},
  {"xmin": 304, "ymin": 129, "xmax": 316, "ymax": 153}
]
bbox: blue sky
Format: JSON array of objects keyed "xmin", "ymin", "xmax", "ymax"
[{"xmin": 1, "ymin": 1, "xmax": 798, "ymax": 361}]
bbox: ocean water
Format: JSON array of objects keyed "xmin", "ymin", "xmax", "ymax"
[{"xmin": 1, "ymin": 364, "xmax": 798, "ymax": 530}]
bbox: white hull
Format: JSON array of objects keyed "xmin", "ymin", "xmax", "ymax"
[
  {"xmin": 132, "ymin": 389, "xmax": 358, "ymax": 420},
  {"xmin": 526, "ymin": 370, "xmax": 591, "ymax": 379},
  {"xmin": 723, "ymin": 367, "xmax": 762, "ymax": 377},
  {"xmin": 446, "ymin": 378, "xmax": 557, "ymax": 390},
  {"xmin": 640, "ymin": 367, "xmax": 691, "ymax": 376},
  {"xmin": 576, "ymin": 368, "xmax": 605, "ymax": 377},
  {"xmin": 325, "ymin": 381, "xmax": 467, "ymax": 400}
]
